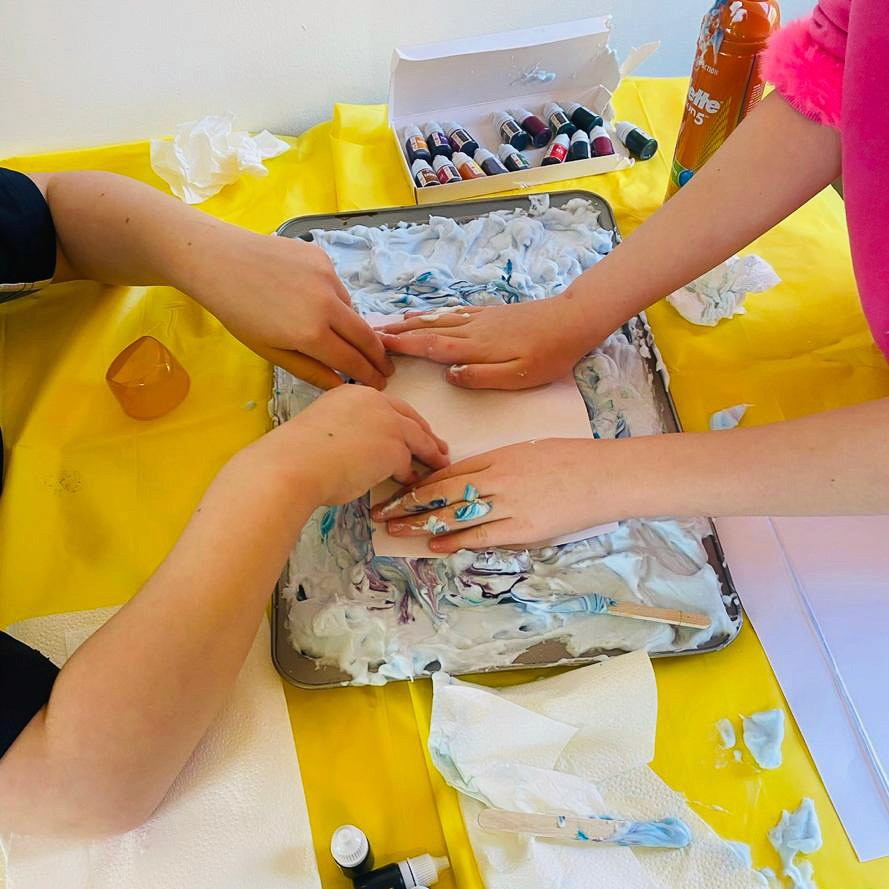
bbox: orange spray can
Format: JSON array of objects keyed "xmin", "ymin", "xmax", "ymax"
[{"xmin": 666, "ymin": 0, "xmax": 780, "ymax": 197}]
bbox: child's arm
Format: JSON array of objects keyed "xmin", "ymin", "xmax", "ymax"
[
  {"xmin": 373, "ymin": 396, "xmax": 889, "ymax": 552},
  {"xmin": 28, "ymin": 170, "xmax": 392, "ymax": 390},
  {"xmin": 0, "ymin": 387, "xmax": 448, "ymax": 837},
  {"xmin": 379, "ymin": 92, "xmax": 842, "ymax": 390}
]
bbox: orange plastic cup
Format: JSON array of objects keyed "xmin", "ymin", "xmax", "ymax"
[{"xmin": 106, "ymin": 335, "xmax": 190, "ymax": 420}]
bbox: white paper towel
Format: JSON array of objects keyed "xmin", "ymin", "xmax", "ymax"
[
  {"xmin": 667, "ymin": 255, "xmax": 780, "ymax": 327},
  {"xmin": 1, "ymin": 608, "xmax": 321, "ymax": 889},
  {"xmin": 150, "ymin": 113, "xmax": 289, "ymax": 203},
  {"xmin": 429, "ymin": 651, "xmax": 765, "ymax": 889}
]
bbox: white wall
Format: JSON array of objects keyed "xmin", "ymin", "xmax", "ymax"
[{"xmin": 1, "ymin": 0, "xmax": 812, "ymax": 156}]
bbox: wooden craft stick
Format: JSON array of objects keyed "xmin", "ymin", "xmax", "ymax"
[
  {"xmin": 478, "ymin": 809, "xmax": 621, "ymax": 842},
  {"xmin": 606, "ymin": 602, "xmax": 711, "ymax": 630},
  {"xmin": 476, "ymin": 809, "xmax": 692, "ymax": 850}
]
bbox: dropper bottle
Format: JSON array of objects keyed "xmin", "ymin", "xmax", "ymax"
[{"xmin": 353, "ymin": 853, "xmax": 450, "ymax": 889}]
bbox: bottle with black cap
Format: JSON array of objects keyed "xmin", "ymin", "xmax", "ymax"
[
  {"xmin": 331, "ymin": 824, "xmax": 374, "ymax": 879},
  {"xmin": 614, "ymin": 121, "xmax": 659, "ymax": 160},
  {"xmin": 353, "ymin": 853, "xmax": 450, "ymax": 889}
]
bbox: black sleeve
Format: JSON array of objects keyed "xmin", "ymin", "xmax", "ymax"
[
  {"xmin": 0, "ymin": 168, "xmax": 56, "ymax": 297},
  {"xmin": 0, "ymin": 631, "xmax": 59, "ymax": 756}
]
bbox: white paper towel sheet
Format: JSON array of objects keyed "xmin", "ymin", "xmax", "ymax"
[
  {"xmin": 429, "ymin": 651, "xmax": 765, "ymax": 889},
  {"xmin": 1, "ymin": 608, "xmax": 321, "ymax": 889}
]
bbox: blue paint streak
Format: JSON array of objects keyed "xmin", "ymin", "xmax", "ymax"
[
  {"xmin": 511, "ymin": 593, "xmax": 616, "ymax": 615},
  {"xmin": 557, "ymin": 815, "xmax": 567, "ymax": 827},
  {"xmin": 454, "ymin": 500, "xmax": 492, "ymax": 522},
  {"xmin": 463, "ymin": 483, "xmax": 479, "ymax": 502},
  {"xmin": 576, "ymin": 830, "xmax": 589, "ymax": 841},
  {"xmin": 319, "ymin": 506, "xmax": 337, "ymax": 542},
  {"xmin": 612, "ymin": 817, "xmax": 692, "ymax": 849}
]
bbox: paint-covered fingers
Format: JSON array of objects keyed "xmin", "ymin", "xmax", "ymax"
[
  {"xmin": 427, "ymin": 518, "xmax": 524, "ymax": 554},
  {"xmin": 446, "ymin": 360, "xmax": 531, "ymax": 391},
  {"xmin": 373, "ymin": 477, "xmax": 485, "ymax": 520},
  {"xmin": 386, "ymin": 493, "xmax": 497, "ymax": 537}
]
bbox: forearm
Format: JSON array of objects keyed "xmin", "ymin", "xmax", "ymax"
[
  {"xmin": 36, "ymin": 170, "xmax": 240, "ymax": 295},
  {"xmin": 0, "ymin": 440, "xmax": 319, "ymax": 836},
  {"xmin": 609, "ymin": 398, "xmax": 889, "ymax": 519},
  {"xmin": 569, "ymin": 92, "xmax": 842, "ymax": 336}
]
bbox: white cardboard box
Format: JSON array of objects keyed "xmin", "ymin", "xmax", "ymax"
[{"xmin": 388, "ymin": 18, "xmax": 657, "ymax": 205}]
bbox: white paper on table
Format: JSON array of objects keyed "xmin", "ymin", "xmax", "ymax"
[
  {"xmin": 367, "ymin": 313, "xmax": 617, "ymax": 558},
  {"xmin": 715, "ymin": 515, "xmax": 889, "ymax": 862}
]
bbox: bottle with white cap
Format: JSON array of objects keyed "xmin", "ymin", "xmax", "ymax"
[
  {"xmin": 353, "ymin": 853, "xmax": 450, "ymax": 889},
  {"xmin": 330, "ymin": 824, "xmax": 374, "ymax": 879}
]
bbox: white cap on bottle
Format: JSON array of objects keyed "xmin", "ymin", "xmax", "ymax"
[
  {"xmin": 401, "ymin": 124, "xmax": 422, "ymax": 139},
  {"xmin": 399, "ymin": 854, "xmax": 450, "ymax": 887},
  {"xmin": 330, "ymin": 825, "xmax": 370, "ymax": 869},
  {"xmin": 422, "ymin": 120, "xmax": 443, "ymax": 135},
  {"xmin": 441, "ymin": 121, "xmax": 459, "ymax": 133},
  {"xmin": 473, "ymin": 147, "xmax": 493, "ymax": 162},
  {"xmin": 552, "ymin": 133, "xmax": 570, "ymax": 147},
  {"xmin": 497, "ymin": 143, "xmax": 519, "ymax": 161},
  {"xmin": 508, "ymin": 107, "xmax": 532, "ymax": 120},
  {"xmin": 432, "ymin": 155, "xmax": 455, "ymax": 171},
  {"xmin": 543, "ymin": 101, "xmax": 565, "ymax": 118},
  {"xmin": 451, "ymin": 151, "xmax": 471, "ymax": 165},
  {"xmin": 589, "ymin": 125, "xmax": 610, "ymax": 140},
  {"xmin": 411, "ymin": 158, "xmax": 434, "ymax": 175},
  {"xmin": 570, "ymin": 129, "xmax": 590, "ymax": 144}
]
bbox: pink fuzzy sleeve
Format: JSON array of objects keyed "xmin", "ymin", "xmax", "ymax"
[{"xmin": 761, "ymin": 10, "xmax": 845, "ymax": 130}]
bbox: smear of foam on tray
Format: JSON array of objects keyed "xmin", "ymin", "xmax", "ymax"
[{"xmin": 275, "ymin": 196, "xmax": 737, "ymax": 684}]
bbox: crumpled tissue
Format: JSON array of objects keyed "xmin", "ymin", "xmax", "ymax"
[
  {"xmin": 428, "ymin": 651, "xmax": 765, "ymax": 889},
  {"xmin": 1, "ymin": 608, "xmax": 320, "ymax": 889},
  {"xmin": 150, "ymin": 113, "xmax": 289, "ymax": 204},
  {"xmin": 668, "ymin": 255, "xmax": 780, "ymax": 326}
]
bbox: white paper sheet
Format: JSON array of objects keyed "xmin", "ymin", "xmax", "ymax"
[
  {"xmin": 715, "ymin": 515, "xmax": 889, "ymax": 862},
  {"xmin": 367, "ymin": 314, "xmax": 617, "ymax": 557}
]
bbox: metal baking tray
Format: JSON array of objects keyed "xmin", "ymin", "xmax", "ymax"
[{"xmin": 271, "ymin": 190, "xmax": 742, "ymax": 688}]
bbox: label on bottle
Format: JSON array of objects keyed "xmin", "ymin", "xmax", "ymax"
[
  {"xmin": 548, "ymin": 110, "xmax": 570, "ymax": 132},
  {"xmin": 406, "ymin": 136, "xmax": 428, "ymax": 157},
  {"xmin": 415, "ymin": 167, "xmax": 438, "ymax": 187},
  {"xmin": 544, "ymin": 141, "xmax": 568, "ymax": 163},
  {"xmin": 458, "ymin": 159, "xmax": 485, "ymax": 179},
  {"xmin": 498, "ymin": 119, "xmax": 522, "ymax": 143},
  {"xmin": 450, "ymin": 129, "xmax": 474, "ymax": 151},
  {"xmin": 436, "ymin": 163, "xmax": 460, "ymax": 184}
]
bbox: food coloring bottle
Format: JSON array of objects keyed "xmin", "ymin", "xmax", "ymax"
[
  {"xmin": 411, "ymin": 159, "xmax": 440, "ymax": 188},
  {"xmin": 432, "ymin": 155, "xmax": 461, "ymax": 184},
  {"xmin": 330, "ymin": 825, "xmax": 374, "ymax": 879},
  {"xmin": 402, "ymin": 125, "xmax": 431, "ymax": 165},
  {"xmin": 589, "ymin": 125, "xmax": 615, "ymax": 157},
  {"xmin": 614, "ymin": 121, "xmax": 658, "ymax": 160},
  {"xmin": 353, "ymin": 854, "xmax": 450, "ymax": 889},
  {"xmin": 492, "ymin": 111, "xmax": 530, "ymax": 150},
  {"xmin": 667, "ymin": 0, "xmax": 780, "ymax": 196},
  {"xmin": 497, "ymin": 143, "xmax": 530, "ymax": 172},
  {"xmin": 568, "ymin": 129, "xmax": 591, "ymax": 161},
  {"xmin": 564, "ymin": 101, "xmax": 604, "ymax": 133},
  {"xmin": 442, "ymin": 121, "xmax": 479, "ymax": 156},
  {"xmin": 451, "ymin": 151, "xmax": 485, "ymax": 180},
  {"xmin": 544, "ymin": 102, "xmax": 577, "ymax": 137},
  {"xmin": 509, "ymin": 107, "xmax": 552, "ymax": 148},
  {"xmin": 422, "ymin": 121, "xmax": 452, "ymax": 159},
  {"xmin": 541, "ymin": 133, "xmax": 569, "ymax": 165},
  {"xmin": 473, "ymin": 147, "xmax": 507, "ymax": 176}
]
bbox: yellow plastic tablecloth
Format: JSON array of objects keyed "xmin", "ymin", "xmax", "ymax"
[{"xmin": 2, "ymin": 78, "xmax": 888, "ymax": 889}]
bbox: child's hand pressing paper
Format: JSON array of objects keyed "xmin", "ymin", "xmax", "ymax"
[
  {"xmin": 372, "ymin": 438, "xmax": 626, "ymax": 553},
  {"xmin": 378, "ymin": 295, "xmax": 601, "ymax": 391},
  {"xmin": 256, "ymin": 386, "xmax": 450, "ymax": 506}
]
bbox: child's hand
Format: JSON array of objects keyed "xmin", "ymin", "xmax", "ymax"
[
  {"xmin": 371, "ymin": 438, "xmax": 620, "ymax": 552},
  {"xmin": 266, "ymin": 386, "xmax": 450, "ymax": 506},
  {"xmin": 378, "ymin": 293, "xmax": 601, "ymax": 390},
  {"xmin": 189, "ymin": 230, "xmax": 394, "ymax": 390}
]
